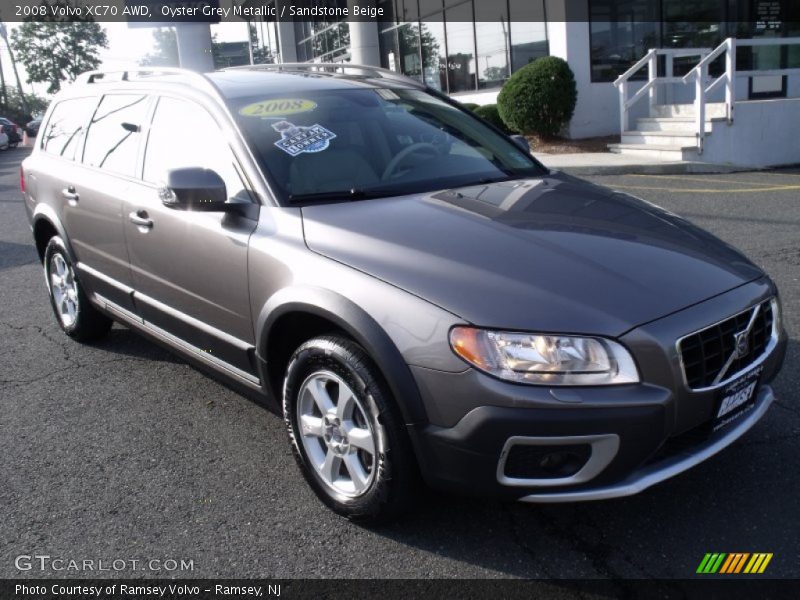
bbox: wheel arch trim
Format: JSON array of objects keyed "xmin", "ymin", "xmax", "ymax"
[
  {"xmin": 255, "ymin": 285, "xmax": 428, "ymax": 425},
  {"xmin": 31, "ymin": 205, "xmax": 73, "ymax": 263}
]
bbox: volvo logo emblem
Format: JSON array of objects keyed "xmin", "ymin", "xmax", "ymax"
[
  {"xmin": 711, "ymin": 305, "xmax": 761, "ymax": 386},
  {"xmin": 734, "ymin": 330, "xmax": 750, "ymax": 359}
]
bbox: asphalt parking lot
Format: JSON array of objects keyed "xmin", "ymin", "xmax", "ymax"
[{"xmin": 1, "ymin": 146, "xmax": 798, "ymax": 580}]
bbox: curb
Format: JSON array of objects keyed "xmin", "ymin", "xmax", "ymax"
[{"xmin": 549, "ymin": 162, "xmax": 753, "ymax": 176}]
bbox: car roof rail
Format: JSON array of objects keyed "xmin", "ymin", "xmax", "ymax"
[
  {"xmin": 76, "ymin": 67, "xmax": 225, "ymax": 98},
  {"xmin": 223, "ymin": 62, "xmax": 425, "ymax": 88}
]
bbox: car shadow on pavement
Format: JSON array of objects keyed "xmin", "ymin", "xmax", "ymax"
[
  {"xmin": 363, "ymin": 336, "xmax": 798, "ymax": 579},
  {"xmin": 90, "ymin": 325, "xmax": 182, "ymax": 365}
]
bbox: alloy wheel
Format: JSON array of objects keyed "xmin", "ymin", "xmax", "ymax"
[
  {"xmin": 297, "ymin": 370, "xmax": 377, "ymax": 497},
  {"xmin": 49, "ymin": 253, "xmax": 79, "ymax": 328}
]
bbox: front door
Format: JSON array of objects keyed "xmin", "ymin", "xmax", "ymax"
[{"xmin": 124, "ymin": 95, "xmax": 259, "ymax": 375}]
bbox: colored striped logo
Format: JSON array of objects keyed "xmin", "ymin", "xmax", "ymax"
[{"xmin": 697, "ymin": 553, "xmax": 773, "ymax": 574}]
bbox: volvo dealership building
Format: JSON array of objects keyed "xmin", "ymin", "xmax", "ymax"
[{"xmin": 238, "ymin": 0, "xmax": 799, "ymax": 138}]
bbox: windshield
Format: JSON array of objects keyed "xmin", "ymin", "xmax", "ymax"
[{"xmin": 230, "ymin": 87, "xmax": 546, "ymax": 203}]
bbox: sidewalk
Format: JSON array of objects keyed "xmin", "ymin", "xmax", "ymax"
[{"xmin": 532, "ymin": 151, "xmax": 748, "ymax": 176}]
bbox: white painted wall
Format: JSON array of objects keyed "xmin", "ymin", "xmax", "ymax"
[{"xmin": 702, "ymin": 98, "xmax": 800, "ymax": 167}]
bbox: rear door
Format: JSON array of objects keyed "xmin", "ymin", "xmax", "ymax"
[
  {"xmin": 123, "ymin": 95, "xmax": 259, "ymax": 375},
  {"xmin": 37, "ymin": 94, "xmax": 143, "ymax": 312}
]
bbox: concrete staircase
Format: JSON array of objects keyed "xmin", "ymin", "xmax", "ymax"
[{"xmin": 608, "ymin": 103, "xmax": 727, "ymax": 161}]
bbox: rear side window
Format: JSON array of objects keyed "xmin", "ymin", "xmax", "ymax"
[
  {"xmin": 83, "ymin": 94, "xmax": 150, "ymax": 177},
  {"xmin": 40, "ymin": 97, "xmax": 97, "ymax": 161}
]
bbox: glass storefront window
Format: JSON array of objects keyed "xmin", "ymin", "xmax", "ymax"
[
  {"xmin": 377, "ymin": 0, "xmax": 549, "ymax": 93},
  {"xmin": 662, "ymin": 0, "xmax": 725, "ymax": 48},
  {"xmin": 508, "ymin": 0, "xmax": 548, "ymax": 72},
  {"xmin": 445, "ymin": 2, "xmax": 477, "ymax": 92},
  {"xmin": 589, "ymin": 0, "xmax": 798, "ymax": 83},
  {"xmin": 418, "ymin": 0, "xmax": 443, "ymax": 18},
  {"xmin": 474, "ymin": 2, "xmax": 510, "ymax": 88},
  {"xmin": 380, "ymin": 22, "xmax": 424, "ymax": 82},
  {"xmin": 589, "ymin": 0, "xmax": 660, "ymax": 82},
  {"xmin": 422, "ymin": 19, "xmax": 447, "ymax": 91},
  {"xmin": 248, "ymin": 2, "xmax": 279, "ymax": 64},
  {"xmin": 509, "ymin": 22, "xmax": 548, "ymax": 72},
  {"xmin": 296, "ymin": 19, "xmax": 350, "ymax": 63}
]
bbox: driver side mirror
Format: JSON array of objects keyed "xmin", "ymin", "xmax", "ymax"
[
  {"xmin": 510, "ymin": 135, "xmax": 530, "ymax": 154},
  {"xmin": 162, "ymin": 167, "xmax": 229, "ymax": 211}
]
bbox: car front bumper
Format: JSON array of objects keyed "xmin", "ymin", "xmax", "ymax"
[
  {"xmin": 406, "ymin": 279, "xmax": 787, "ymax": 502},
  {"xmin": 519, "ymin": 383, "xmax": 774, "ymax": 502}
]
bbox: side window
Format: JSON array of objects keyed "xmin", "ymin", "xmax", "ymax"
[
  {"xmin": 83, "ymin": 94, "xmax": 150, "ymax": 177},
  {"xmin": 41, "ymin": 97, "xmax": 97, "ymax": 161},
  {"xmin": 143, "ymin": 96, "xmax": 250, "ymax": 201}
]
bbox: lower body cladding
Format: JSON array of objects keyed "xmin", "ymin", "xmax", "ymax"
[{"xmin": 406, "ymin": 280, "xmax": 787, "ymax": 503}]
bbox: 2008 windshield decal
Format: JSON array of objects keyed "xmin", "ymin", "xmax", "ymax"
[{"xmin": 238, "ymin": 99, "xmax": 318, "ymax": 118}]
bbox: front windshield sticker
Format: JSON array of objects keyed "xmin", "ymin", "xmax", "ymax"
[
  {"xmin": 272, "ymin": 121, "xmax": 337, "ymax": 157},
  {"xmin": 238, "ymin": 98, "xmax": 318, "ymax": 118}
]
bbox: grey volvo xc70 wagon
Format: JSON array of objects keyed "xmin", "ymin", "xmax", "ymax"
[{"xmin": 22, "ymin": 65, "xmax": 786, "ymax": 521}]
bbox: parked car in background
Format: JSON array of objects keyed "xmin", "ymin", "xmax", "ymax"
[
  {"xmin": 26, "ymin": 116, "xmax": 42, "ymax": 138},
  {"xmin": 0, "ymin": 117, "xmax": 22, "ymax": 147},
  {"xmin": 0, "ymin": 131, "xmax": 9, "ymax": 150}
]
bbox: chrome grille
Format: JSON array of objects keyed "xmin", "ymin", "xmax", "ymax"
[{"xmin": 679, "ymin": 300, "xmax": 773, "ymax": 390}]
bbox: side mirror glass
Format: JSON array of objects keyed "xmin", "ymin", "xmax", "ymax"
[
  {"xmin": 510, "ymin": 134, "xmax": 530, "ymax": 153},
  {"xmin": 162, "ymin": 167, "xmax": 228, "ymax": 211}
]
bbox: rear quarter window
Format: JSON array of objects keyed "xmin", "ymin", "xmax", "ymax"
[{"xmin": 40, "ymin": 97, "xmax": 98, "ymax": 161}]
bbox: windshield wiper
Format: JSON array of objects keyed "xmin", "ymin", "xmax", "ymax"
[{"xmin": 287, "ymin": 188, "xmax": 392, "ymax": 204}]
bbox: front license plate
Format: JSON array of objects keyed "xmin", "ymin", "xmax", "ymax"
[{"xmin": 712, "ymin": 365, "xmax": 763, "ymax": 432}]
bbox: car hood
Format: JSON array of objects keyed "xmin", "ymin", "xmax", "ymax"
[{"xmin": 301, "ymin": 173, "xmax": 763, "ymax": 336}]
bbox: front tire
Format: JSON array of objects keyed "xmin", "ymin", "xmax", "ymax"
[
  {"xmin": 44, "ymin": 236, "xmax": 112, "ymax": 342},
  {"xmin": 283, "ymin": 335, "xmax": 418, "ymax": 522}
]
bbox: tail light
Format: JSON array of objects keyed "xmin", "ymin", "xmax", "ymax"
[{"xmin": 19, "ymin": 165, "xmax": 25, "ymax": 193}]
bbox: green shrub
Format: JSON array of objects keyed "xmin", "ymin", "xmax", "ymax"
[
  {"xmin": 473, "ymin": 103, "xmax": 514, "ymax": 133},
  {"xmin": 497, "ymin": 56, "xmax": 577, "ymax": 137},
  {"xmin": 460, "ymin": 102, "xmax": 480, "ymax": 111}
]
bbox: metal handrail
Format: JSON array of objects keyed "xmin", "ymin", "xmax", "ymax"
[
  {"xmin": 681, "ymin": 36, "xmax": 800, "ymax": 153},
  {"xmin": 612, "ymin": 49, "xmax": 656, "ymax": 89},
  {"xmin": 681, "ymin": 43, "xmax": 729, "ymax": 85},
  {"xmin": 224, "ymin": 62, "xmax": 425, "ymax": 88},
  {"xmin": 613, "ymin": 48, "xmax": 710, "ymax": 88},
  {"xmin": 613, "ymin": 47, "xmax": 711, "ymax": 133}
]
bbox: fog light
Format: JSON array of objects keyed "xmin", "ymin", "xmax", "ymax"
[{"xmin": 504, "ymin": 444, "xmax": 592, "ymax": 479}]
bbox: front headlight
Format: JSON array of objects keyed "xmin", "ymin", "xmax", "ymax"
[{"xmin": 449, "ymin": 327, "xmax": 639, "ymax": 386}]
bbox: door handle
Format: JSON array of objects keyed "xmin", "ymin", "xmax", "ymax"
[
  {"xmin": 62, "ymin": 186, "xmax": 79, "ymax": 205},
  {"xmin": 128, "ymin": 210, "xmax": 153, "ymax": 230}
]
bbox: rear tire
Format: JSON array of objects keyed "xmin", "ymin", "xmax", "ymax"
[
  {"xmin": 44, "ymin": 236, "xmax": 112, "ymax": 342},
  {"xmin": 283, "ymin": 335, "xmax": 418, "ymax": 522}
]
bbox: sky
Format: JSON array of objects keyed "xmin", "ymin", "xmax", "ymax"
[{"xmin": 0, "ymin": 21, "xmax": 251, "ymax": 103}]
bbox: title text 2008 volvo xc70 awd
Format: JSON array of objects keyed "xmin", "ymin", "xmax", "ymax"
[{"xmin": 22, "ymin": 65, "xmax": 786, "ymax": 521}]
